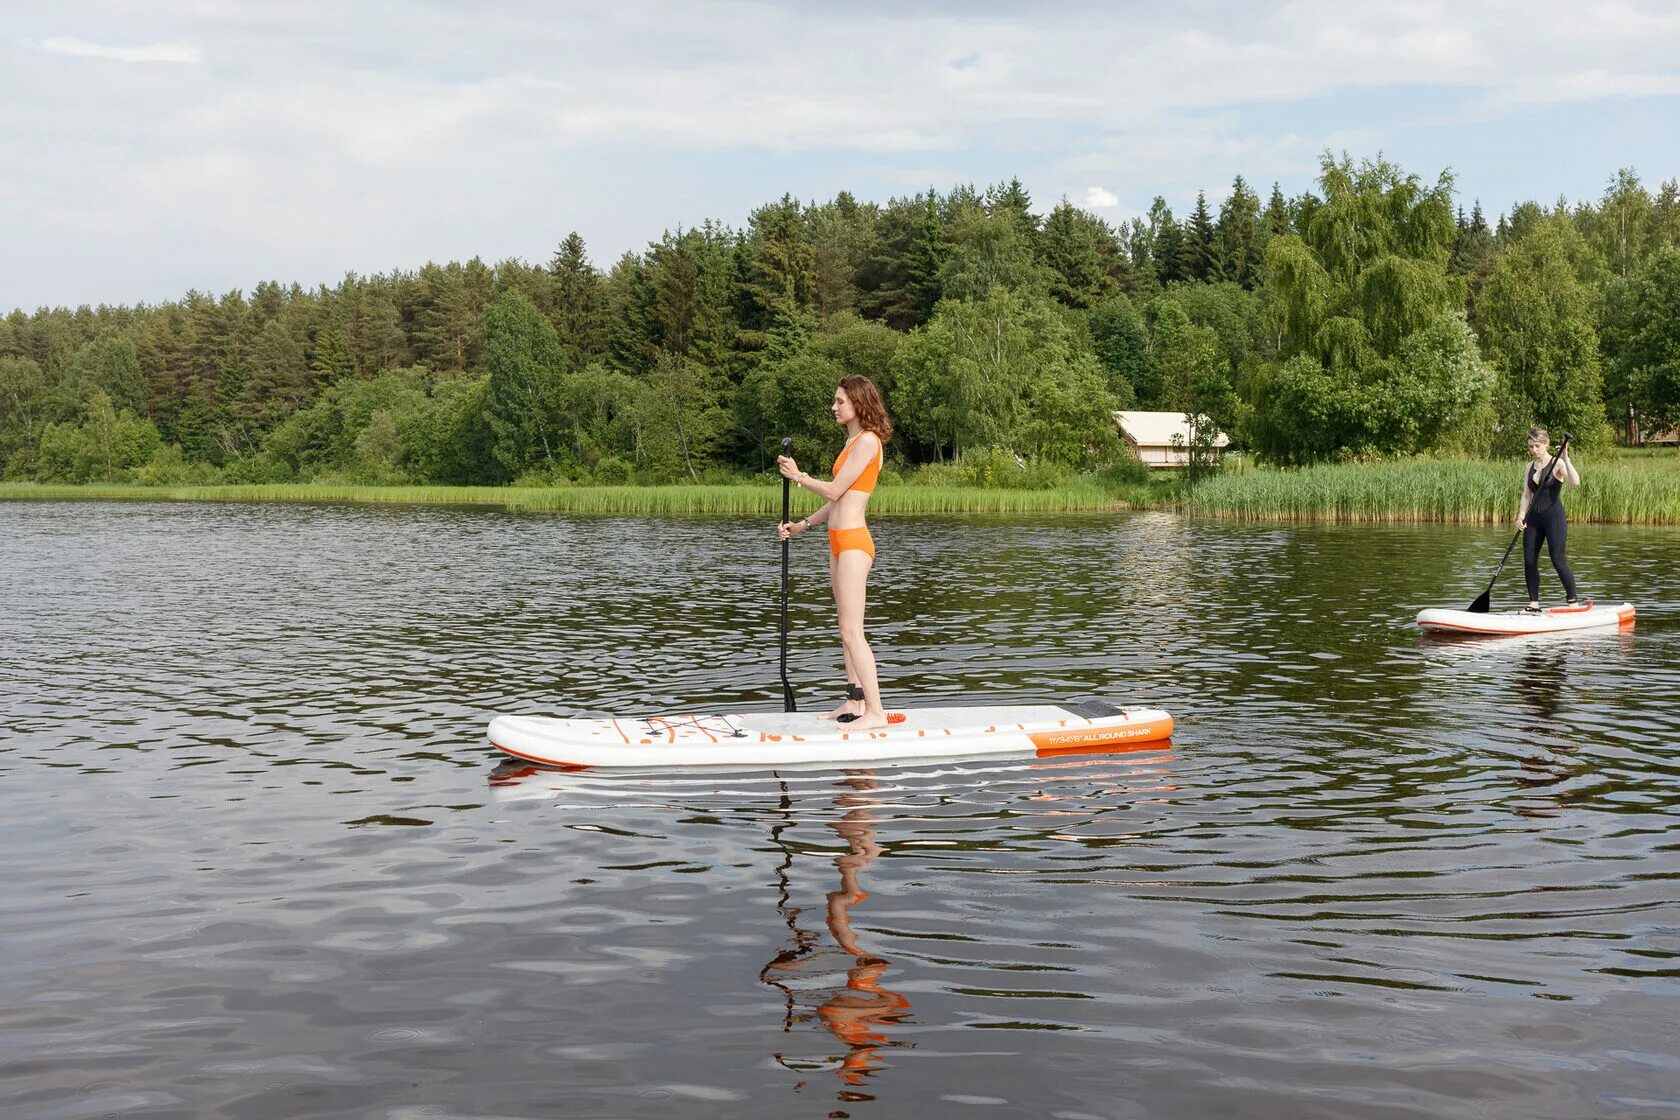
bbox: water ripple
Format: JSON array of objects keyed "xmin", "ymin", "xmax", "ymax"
[{"xmin": 1, "ymin": 503, "xmax": 1677, "ymax": 1118}]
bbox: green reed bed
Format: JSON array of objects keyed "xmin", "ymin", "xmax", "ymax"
[
  {"xmin": 499, "ymin": 483, "xmax": 1125, "ymax": 515},
  {"xmin": 0, "ymin": 481, "xmax": 1128, "ymax": 516},
  {"xmin": 0, "ymin": 482, "xmax": 516, "ymax": 506},
  {"xmin": 1183, "ymin": 457, "xmax": 1680, "ymax": 524}
]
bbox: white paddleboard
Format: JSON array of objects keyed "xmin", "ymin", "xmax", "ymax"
[
  {"xmin": 1416, "ymin": 600, "xmax": 1634, "ymax": 636},
  {"xmin": 488, "ymin": 700, "xmax": 1172, "ymax": 770}
]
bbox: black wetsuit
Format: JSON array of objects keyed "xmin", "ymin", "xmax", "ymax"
[{"xmin": 1523, "ymin": 463, "xmax": 1577, "ymax": 604}]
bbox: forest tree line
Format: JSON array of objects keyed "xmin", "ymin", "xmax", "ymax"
[{"xmin": 3, "ymin": 153, "xmax": 1679, "ymax": 487}]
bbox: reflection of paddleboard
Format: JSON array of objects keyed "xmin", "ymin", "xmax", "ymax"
[
  {"xmin": 1416, "ymin": 600, "xmax": 1634, "ymax": 636},
  {"xmin": 488, "ymin": 699, "xmax": 1172, "ymax": 771}
]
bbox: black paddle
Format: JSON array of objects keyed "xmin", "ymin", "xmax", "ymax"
[
  {"xmin": 1467, "ymin": 431, "xmax": 1570, "ymax": 613},
  {"xmin": 778, "ymin": 437, "xmax": 796, "ymax": 712}
]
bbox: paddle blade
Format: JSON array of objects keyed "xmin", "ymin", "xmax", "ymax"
[{"xmin": 1467, "ymin": 588, "xmax": 1491, "ymax": 613}]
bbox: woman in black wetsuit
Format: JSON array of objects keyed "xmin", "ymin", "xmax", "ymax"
[{"xmin": 1515, "ymin": 426, "xmax": 1582, "ymax": 613}]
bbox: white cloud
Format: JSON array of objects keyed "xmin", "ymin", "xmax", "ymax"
[
  {"xmin": 2, "ymin": 0, "xmax": 1677, "ymax": 308},
  {"xmin": 36, "ymin": 37, "xmax": 202, "ymax": 64}
]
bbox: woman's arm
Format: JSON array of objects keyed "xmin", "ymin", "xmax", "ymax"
[
  {"xmin": 1516, "ymin": 463, "xmax": 1533, "ymax": 525},
  {"xmin": 779, "ymin": 499, "xmax": 833, "ymax": 540},
  {"xmin": 1556, "ymin": 446, "xmax": 1580, "ymax": 486},
  {"xmin": 795, "ymin": 501, "xmax": 835, "ymax": 533},
  {"xmin": 782, "ymin": 434, "xmax": 880, "ymax": 503}
]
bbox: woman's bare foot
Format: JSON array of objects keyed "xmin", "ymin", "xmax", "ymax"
[
  {"xmin": 818, "ymin": 696, "xmax": 865, "ymax": 721},
  {"xmin": 845, "ymin": 710, "xmax": 889, "ymax": 731}
]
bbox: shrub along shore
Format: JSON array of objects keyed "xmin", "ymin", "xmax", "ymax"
[{"xmin": 5, "ymin": 456, "xmax": 1677, "ymax": 523}]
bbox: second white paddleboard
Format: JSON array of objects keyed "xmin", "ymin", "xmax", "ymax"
[{"xmin": 1417, "ymin": 600, "xmax": 1634, "ymax": 636}]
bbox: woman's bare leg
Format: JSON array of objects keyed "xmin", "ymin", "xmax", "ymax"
[
  {"xmin": 833, "ymin": 550, "xmax": 886, "ymax": 730},
  {"xmin": 819, "ymin": 548, "xmax": 864, "ymax": 720}
]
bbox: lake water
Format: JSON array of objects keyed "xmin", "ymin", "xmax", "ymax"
[{"xmin": 2, "ymin": 501, "xmax": 1678, "ymax": 1119}]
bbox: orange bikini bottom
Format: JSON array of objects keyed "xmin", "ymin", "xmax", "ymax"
[{"xmin": 828, "ymin": 526, "xmax": 875, "ymax": 560}]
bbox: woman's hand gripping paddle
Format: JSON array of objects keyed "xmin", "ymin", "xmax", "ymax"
[
  {"xmin": 778, "ymin": 437, "xmax": 796, "ymax": 712},
  {"xmin": 1467, "ymin": 432, "xmax": 1570, "ymax": 613}
]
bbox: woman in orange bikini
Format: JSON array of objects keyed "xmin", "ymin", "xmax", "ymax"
[{"xmin": 776, "ymin": 376, "xmax": 891, "ymax": 731}]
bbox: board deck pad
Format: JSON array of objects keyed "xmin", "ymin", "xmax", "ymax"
[
  {"xmin": 1416, "ymin": 600, "xmax": 1634, "ymax": 636},
  {"xmin": 489, "ymin": 702, "xmax": 1173, "ymax": 771}
]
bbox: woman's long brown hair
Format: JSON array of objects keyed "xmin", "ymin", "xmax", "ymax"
[{"xmin": 839, "ymin": 376, "xmax": 892, "ymax": 443}]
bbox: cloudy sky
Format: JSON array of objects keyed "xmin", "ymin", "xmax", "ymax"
[{"xmin": 3, "ymin": 0, "xmax": 1678, "ymax": 310}]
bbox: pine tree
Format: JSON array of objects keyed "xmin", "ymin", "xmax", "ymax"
[
  {"xmin": 1185, "ymin": 191, "xmax": 1216, "ymax": 282},
  {"xmin": 805, "ymin": 191, "xmax": 874, "ymax": 317},
  {"xmin": 550, "ymin": 232, "xmax": 605, "ymax": 370},
  {"xmin": 986, "ymin": 177, "xmax": 1039, "ymax": 242},
  {"xmin": 417, "ymin": 263, "xmax": 481, "ymax": 372},
  {"xmin": 646, "ymin": 227, "xmax": 703, "ymax": 359},
  {"xmin": 603, "ymin": 253, "xmax": 655, "ymax": 376},
  {"xmin": 738, "ymin": 196, "xmax": 816, "ymax": 357},
  {"xmin": 1450, "ymin": 200, "xmax": 1496, "ymax": 280},
  {"xmin": 1154, "ymin": 206, "xmax": 1187, "ymax": 284},
  {"xmin": 309, "ymin": 325, "xmax": 354, "ymax": 388},
  {"xmin": 689, "ymin": 221, "xmax": 740, "ymax": 375},
  {"xmin": 1215, "ymin": 176, "xmax": 1262, "ymax": 287},
  {"xmin": 249, "ymin": 280, "xmax": 288, "ymax": 327},
  {"xmin": 243, "ymin": 317, "xmax": 309, "ymax": 429},
  {"xmin": 853, "ymin": 195, "xmax": 925, "ymax": 330},
  {"xmin": 170, "ymin": 292, "xmax": 225, "ymax": 462},
  {"xmin": 906, "ymin": 192, "xmax": 949, "ymax": 321},
  {"xmin": 1039, "ymin": 200, "xmax": 1119, "ymax": 308},
  {"xmin": 137, "ymin": 306, "xmax": 186, "ymax": 430}
]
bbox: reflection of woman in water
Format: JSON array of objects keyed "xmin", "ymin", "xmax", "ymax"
[
  {"xmin": 762, "ymin": 776, "xmax": 912, "ymax": 1101},
  {"xmin": 1516, "ymin": 645, "xmax": 1566, "ymax": 725},
  {"xmin": 1513, "ymin": 645, "xmax": 1581, "ymax": 817}
]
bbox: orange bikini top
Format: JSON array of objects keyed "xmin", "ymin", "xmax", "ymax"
[{"xmin": 832, "ymin": 432, "xmax": 882, "ymax": 494}]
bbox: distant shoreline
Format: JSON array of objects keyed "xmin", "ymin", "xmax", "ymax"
[{"xmin": 5, "ymin": 456, "xmax": 1677, "ymax": 523}]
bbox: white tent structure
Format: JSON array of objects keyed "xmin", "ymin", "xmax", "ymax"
[{"xmin": 1114, "ymin": 411, "xmax": 1230, "ymax": 467}]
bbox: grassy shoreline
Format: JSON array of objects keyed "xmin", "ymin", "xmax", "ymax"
[
  {"xmin": 0, "ymin": 481, "xmax": 1143, "ymax": 516},
  {"xmin": 1183, "ymin": 457, "xmax": 1680, "ymax": 525},
  {"xmin": 5, "ymin": 456, "xmax": 1677, "ymax": 523}
]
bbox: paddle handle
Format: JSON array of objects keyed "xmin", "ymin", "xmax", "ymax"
[{"xmin": 779, "ymin": 437, "xmax": 795, "ymax": 712}]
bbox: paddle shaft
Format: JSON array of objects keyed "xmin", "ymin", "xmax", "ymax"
[
  {"xmin": 779, "ymin": 437, "xmax": 796, "ymax": 712},
  {"xmin": 1468, "ymin": 432, "xmax": 1570, "ymax": 612}
]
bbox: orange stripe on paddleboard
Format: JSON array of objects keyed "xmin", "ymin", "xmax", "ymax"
[
  {"xmin": 490, "ymin": 741, "xmax": 592, "ymax": 771},
  {"xmin": 1028, "ymin": 716, "xmax": 1173, "ymax": 754},
  {"xmin": 1033, "ymin": 740, "xmax": 1173, "ymax": 759}
]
